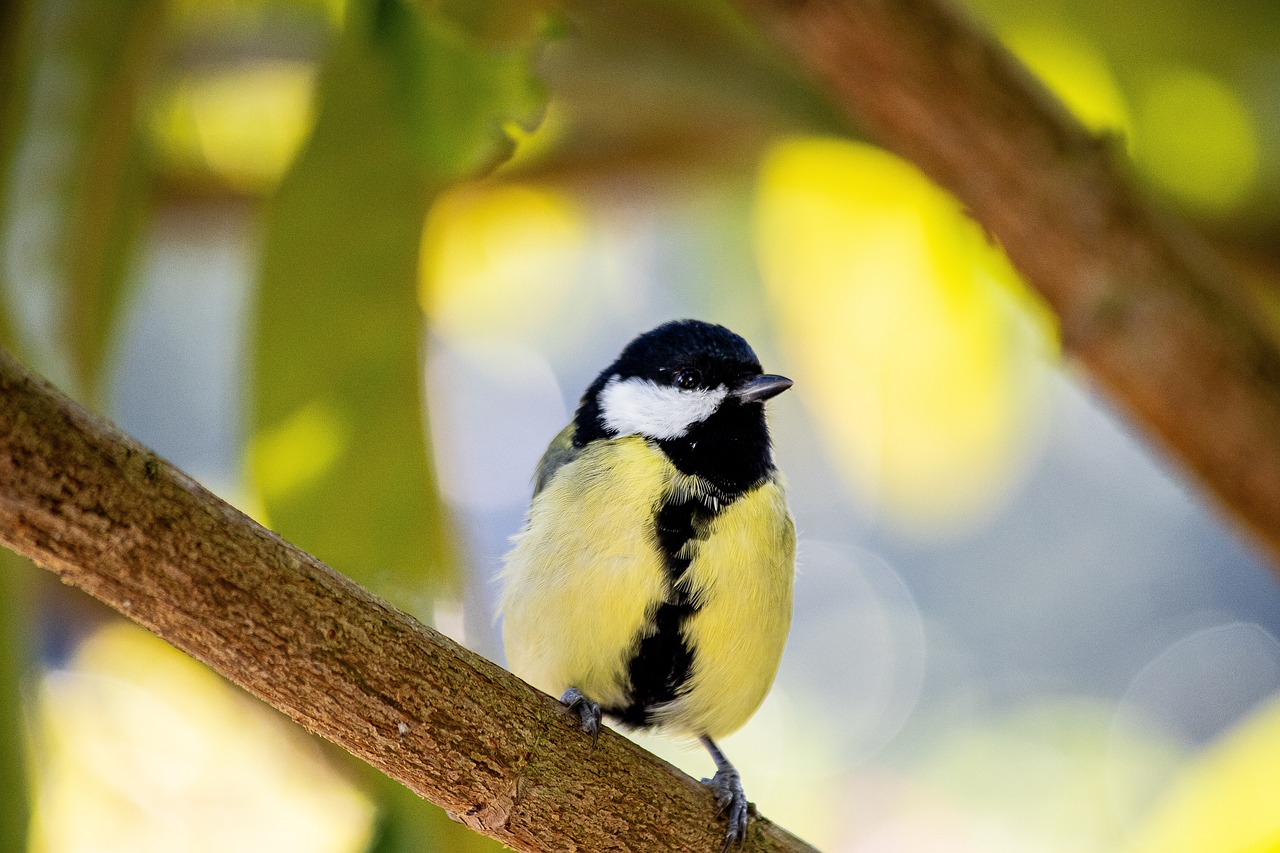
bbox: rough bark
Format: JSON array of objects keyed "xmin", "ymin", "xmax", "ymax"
[
  {"xmin": 0, "ymin": 347, "xmax": 816, "ymax": 852},
  {"xmin": 735, "ymin": 0, "xmax": 1280, "ymax": 568}
]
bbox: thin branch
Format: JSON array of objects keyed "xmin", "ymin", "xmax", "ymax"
[
  {"xmin": 0, "ymin": 347, "xmax": 816, "ymax": 853},
  {"xmin": 735, "ymin": 0, "xmax": 1280, "ymax": 569}
]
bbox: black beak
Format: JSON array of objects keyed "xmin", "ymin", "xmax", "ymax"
[{"xmin": 733, "ymin": 373, "xmax": 793, "ymax": 404}]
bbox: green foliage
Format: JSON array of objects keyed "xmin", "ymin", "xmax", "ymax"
[
  {"xmin": 0, "ymin": 0, "xmax": 29, "ymax": 355},
  {"xmin": 375, "ymin": 0, "xmax": 545, "ymax": 181},
  {"xmin": 0, "ymin": 554, "xmax": 34, "ymax": 853},
  {"xmin": 252, "ymin": 0, "xmax": 543, "ymax": 601}
]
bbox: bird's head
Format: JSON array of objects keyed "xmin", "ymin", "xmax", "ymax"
[{"xmin": 574, "ymin": 320, "xmax": 792, "ymax": 449}]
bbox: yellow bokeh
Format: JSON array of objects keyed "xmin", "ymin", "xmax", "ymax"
[
  {"xmin": 1003, "ymin": 24, "xmax": 1133, "ymax": 140},
  {"xmin": 755, "ymin": 137, "xmax": 1054, "ymax": 533},
  {"xmin": 419, "ymin": 181, "xmax": 587, "ymax": 343},
  {"xmin": 1127, "ymin": 692, "xmax": 1280, "ymax": 853},
  {"xmin": 150, "ymin": 61, "xmax": 318, "ymax": 193},
  {"xmin": 30, "ymin": 622, "xmax": 374, "ymax": 853},
  {"xmin": 251, "ymin": 398, "xmax": 349, "ymax": 501},
  {"xmin": 1134, "ymin": 67, "xmax": 1259, "ymax": 215}
]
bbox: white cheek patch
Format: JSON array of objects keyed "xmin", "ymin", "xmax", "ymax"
[{"xmin": 599, "ymin": 375, "xmax": 728, "ymax": 440}]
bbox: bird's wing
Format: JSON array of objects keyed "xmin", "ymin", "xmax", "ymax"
[{"xmin": 532, "ymin": 423, "xmax": 581, "ymax": 497}]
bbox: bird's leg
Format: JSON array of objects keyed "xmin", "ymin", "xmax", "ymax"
[
  {"xmin": 559, "ymin": 687, "xmax": 602, "ymax": 747},
  {"xmin": 699, "ymin": 735, "xmax": 749, "ymax": 849}
]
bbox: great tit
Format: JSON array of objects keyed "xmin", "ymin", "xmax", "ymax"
[{"xmin": 501, "ymin": 319, "xmax": 795, "ymax": 846}]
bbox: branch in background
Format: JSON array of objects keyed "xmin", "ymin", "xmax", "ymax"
[
  {"xmin": 0, "ymin": 347, "xmax": 816, "ymax": 853},
  {"xmin": 735, "ymin": 0, "xmax": 1280, "ymax": 569}
]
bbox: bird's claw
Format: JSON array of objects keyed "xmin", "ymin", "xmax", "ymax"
[
  {"xmin": 702, "ymin": 767, "xmax": 748, "ymax": 849},
  {"xmin": 559, "ymin": 687, "xmax": 602, "ymax": 747}
]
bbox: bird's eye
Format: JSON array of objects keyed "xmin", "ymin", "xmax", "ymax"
[{"xmin": 672, "ymin": 368, "xmax": 701, "ymax": 390}]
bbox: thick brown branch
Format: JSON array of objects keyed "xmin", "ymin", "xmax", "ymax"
[
  {"xmin": 0, "ymin": 347, "xmax": 816, "ymax": 853},
  {"xmin": 735, "ymin": 0, "xmax": 1280, "ymax": 568}
]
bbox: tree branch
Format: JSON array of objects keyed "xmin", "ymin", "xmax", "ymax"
[
  {"xmin": 0, "ymin": 347, "xmax": 816, "ymax": 852},
  {"xmin": 735, "ymin": 0, "xmax": 1280, "ymax": 568}
]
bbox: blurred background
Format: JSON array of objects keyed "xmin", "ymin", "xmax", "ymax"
[{"xmin": 2, "ymin": 0, "xmax": 1280, "ymax": 850}]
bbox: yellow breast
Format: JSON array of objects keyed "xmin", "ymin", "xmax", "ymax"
[
  {"xmin": 500, "ymin": 435, "xmax": 795, "ymax": 739},
  {"xmin": 658, "ymin": 475, "xmax": 794, "ymax": 738},
  {"xmin": 501, "ymin": 437, "xmax": 671, "ymax": 711}
]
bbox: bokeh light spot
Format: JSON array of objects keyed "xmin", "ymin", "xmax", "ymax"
[
  {"xmin": 1111, "ymin": 622, "xmax": 1280, "ymax": 845},
  {"xmin": 754, "ymin": 136, "xmax": 1054, "ymax": 534},
  {"xmin": 31, "ymin": 622, "xmax": 374, "ymax": 853},
  {"xmin": 150, "ymin": 61, "xmax": 318, "ymax": 193},
  {"xmin": 781, "ymin": 542, "xmax": 926, "ymax": 764},
  {"xmin": 1003, "ymin": 24, "xmax": 1133, "ymax": 139},
  {"xmin": 420, "ymin": 182, "xmax": 587, "ymax": 345},
  {"xmin": 1134, "ymin": 68, "xmax": 1259, "ymax": 215},
  {"xmin": 251, "ymin": 398, "xmax": 349, "ymax": 500},
  {"xmin": 1126, "ymin": 684, "xmax": 1280, "ymax": 853}
]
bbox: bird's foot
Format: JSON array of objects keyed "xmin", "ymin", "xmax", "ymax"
[
  {"xmin": 700, "ymin": 736, "xmax": 750, "ymax": 849},
  {"xmin": 701, "ymin": 765, "xmax": 748, "ymax": 849},
  {"xmin": 559, "ymin": 687, "xmax": 602, "ymax": 747}
]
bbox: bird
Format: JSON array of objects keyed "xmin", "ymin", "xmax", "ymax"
[{"xmin": 500, "ymin": 319, "xmax": 796, "ymax": 847}]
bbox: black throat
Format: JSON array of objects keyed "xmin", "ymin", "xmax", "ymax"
[{"xmin": 656, "ymin": 399, "xmax": 775, "ymax": 497}]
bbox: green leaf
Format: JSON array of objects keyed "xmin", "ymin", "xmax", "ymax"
[
  {"xmin": 0, "ymin": 0, "xmax": 32, "ymax": 356},
  {"xmin": 252, "ymin": 0, "xmax": 545, "ymax": 604},
  {"xmin": 374, "ymin": 0, "xmax": 546, "ymax": 181},
  {"xmin": 0, "ymin": 0, "xmax": 161, "ymax": 403}
]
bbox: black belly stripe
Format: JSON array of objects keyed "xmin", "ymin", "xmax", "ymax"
[{"xmin": 608, "ymin": 493, "xmax": 720, "ymax": 728}]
